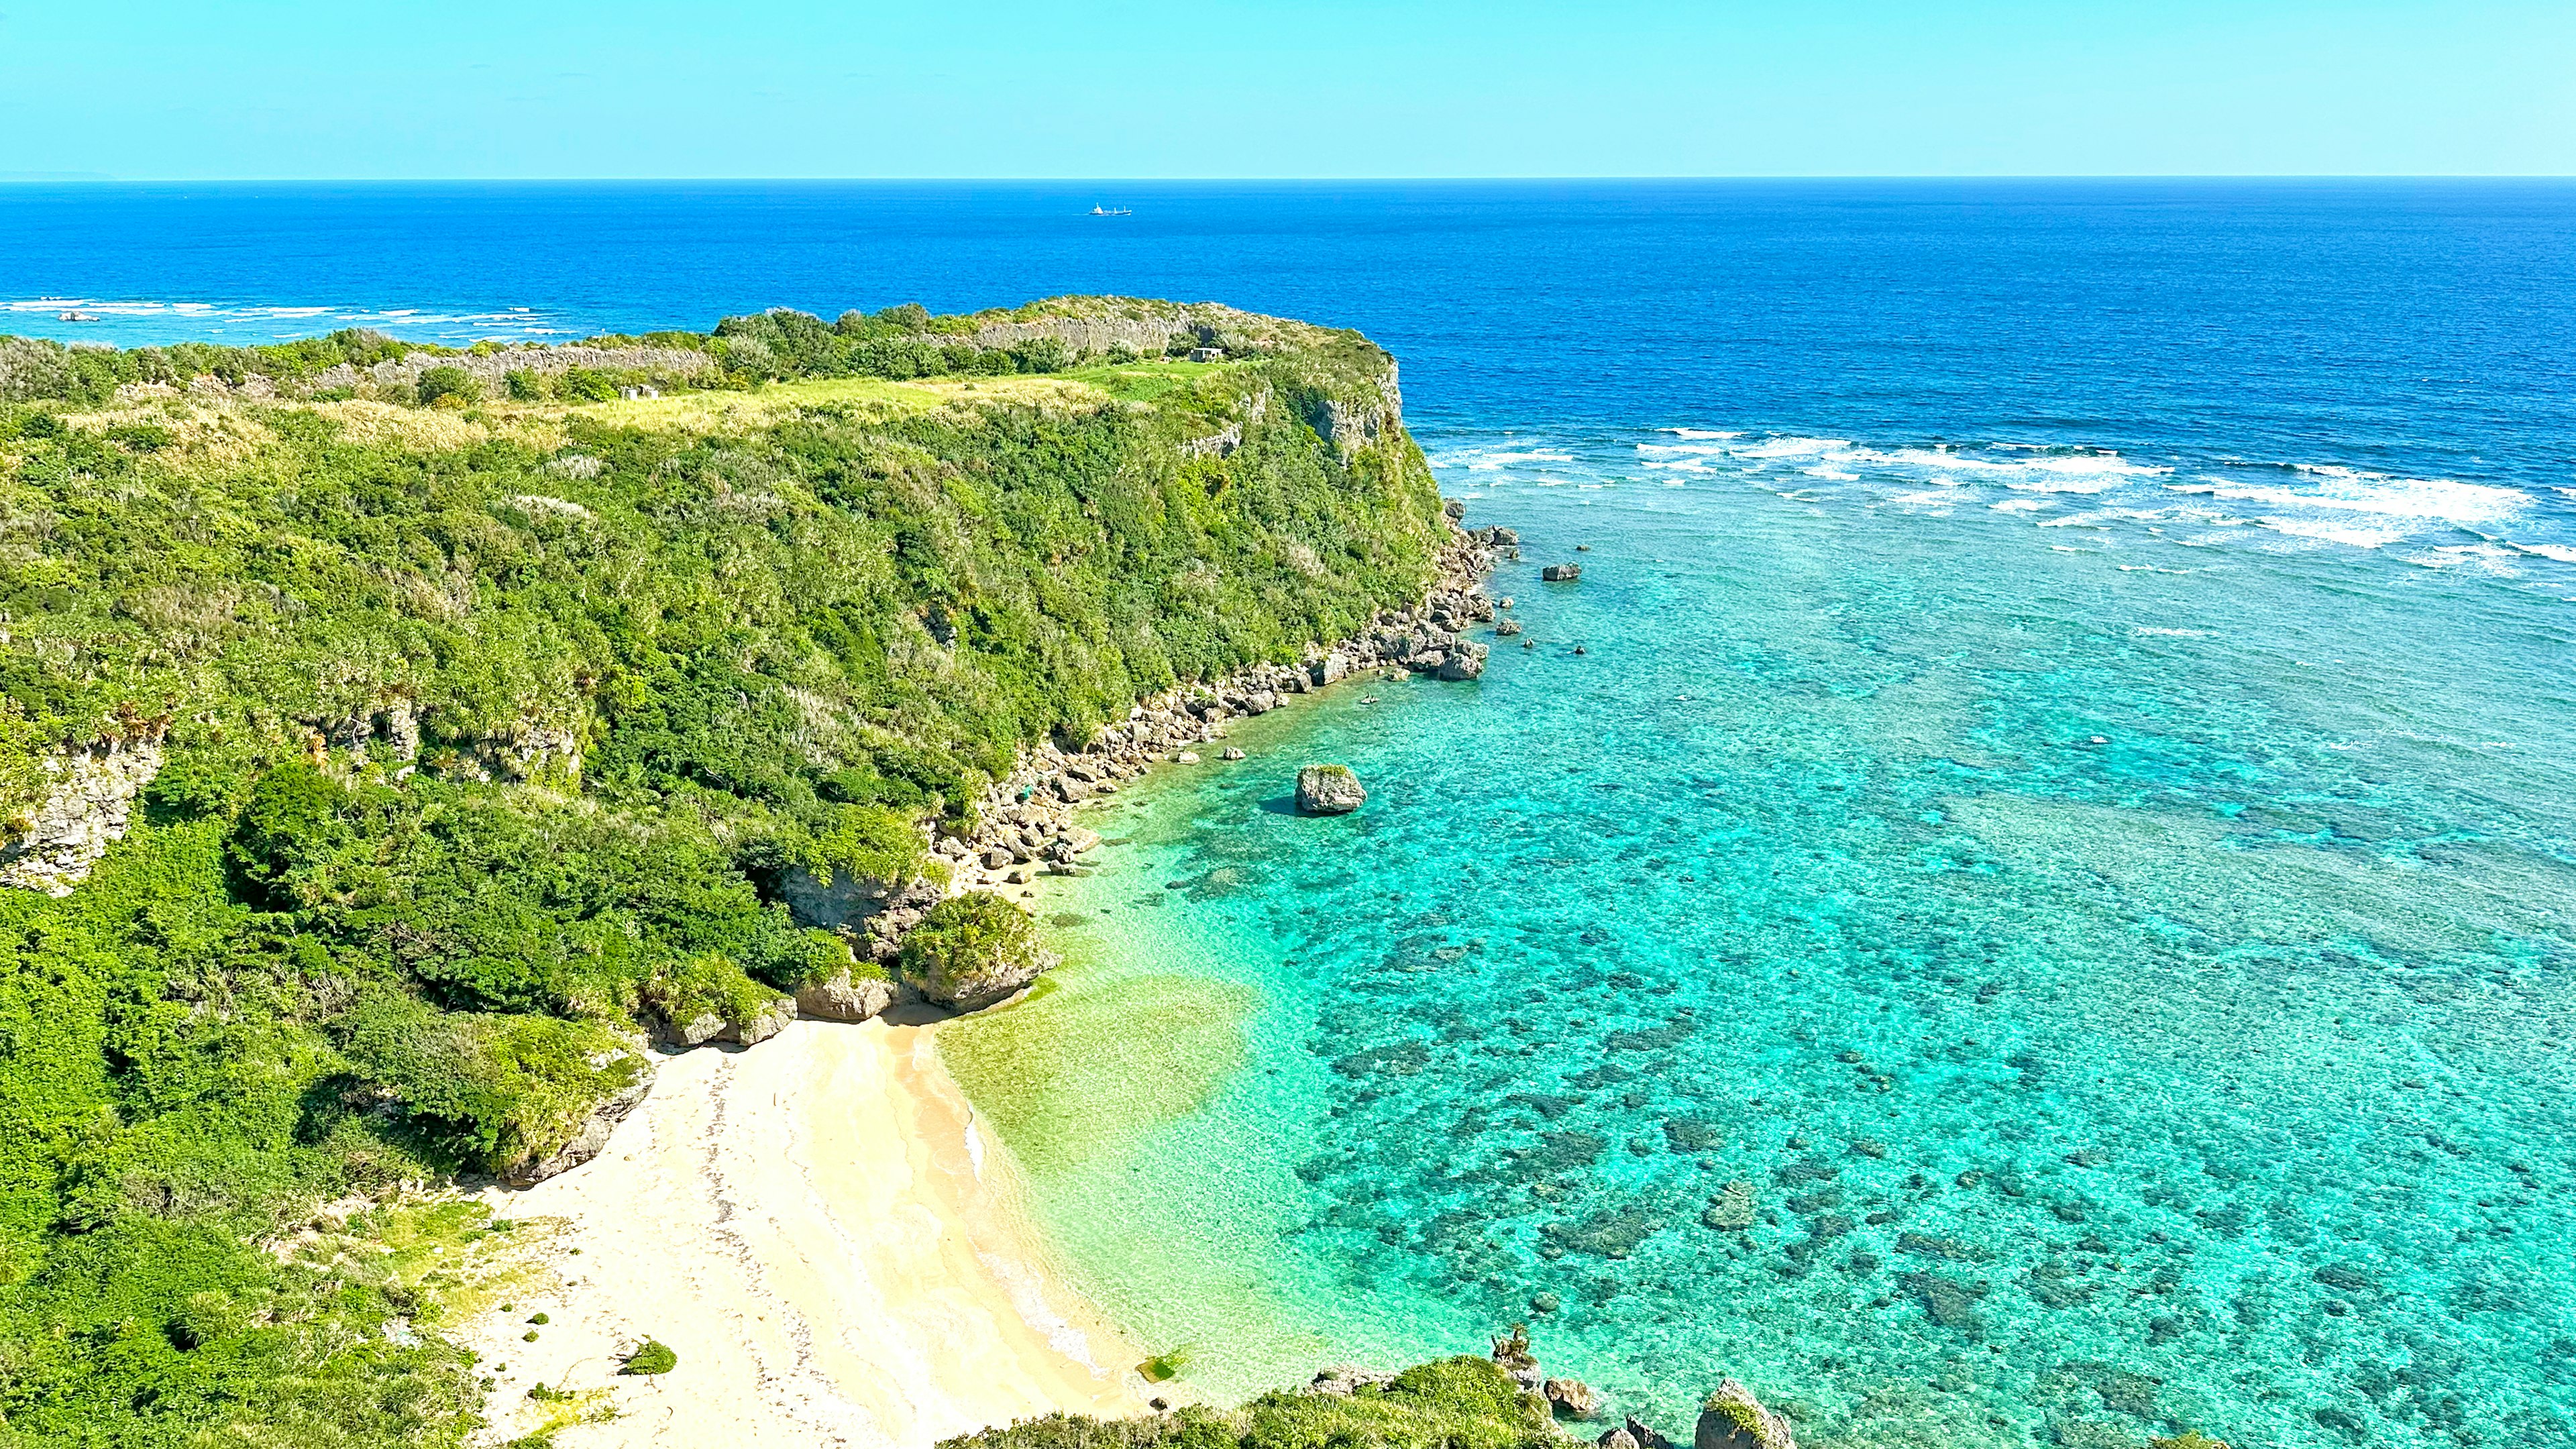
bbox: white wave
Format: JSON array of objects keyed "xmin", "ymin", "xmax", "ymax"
[
  {"xmin": 2257, "ymin": 516, "xmax": 2414, "ymax": 549},
  {"xmin": 1886, "ymin": 490, "xmax": 1957, "ymax": 508},
  {"xmin": 1733, "ymin": 436, "xmax": 1849, "ymax": 460},
  {"xmin": 2133, "ymin": 626, "xmax": 2215, "ymax": 636},
  {"xmin": 1455, "ymin": 449, "xmax": 1574, "ymax": 471},
  {"xmin": 2406, "ymin": 544, "xmax": 2522, "ymax": 576},
  {"xmin": 1661, "ymin": 427, "xmax": 1743, "ymax": 439},
  {"xmin": 2510, "ymin": 541, "xmax": 2576, "ymax": 564},
  {"xmin": 2169, "ymin": 472, "xmax": 2527, "ymax": 527},
  {"xmin": 1990, "ymin": 497, "xmax": 2051, "ymax": 513},
  {"xmin": 1804, "ymin": 466, "xmax": 1859, "ymax": 481}
]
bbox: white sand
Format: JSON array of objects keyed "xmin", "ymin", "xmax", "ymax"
[{"xmin": 464, "ymin": 1018, "xmax": 1150, "ymax": 1448}]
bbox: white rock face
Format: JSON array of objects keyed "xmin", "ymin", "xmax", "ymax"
[
  {"xmin": 1296, "ymin": 764, "xmax": 1366, "ymax": 814},
  {"xmin": 1, "ymin": 736, "xmax": 166, "ymax": 896}
]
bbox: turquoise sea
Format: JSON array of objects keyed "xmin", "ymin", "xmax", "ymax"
[
  {"xmin": 9, "ymin": 180, "xmax": 2573, "ymax": 1449},
  {"xmin": 970, "ymin": 426, "xmax": 2576, "ymax": 1449}
]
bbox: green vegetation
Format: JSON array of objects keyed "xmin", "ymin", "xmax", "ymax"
[
  {"xmin": 0, "ymin": 298, "xmax": 1447, "ymax": 1446},
  {"xmin": 936, "ymin": 1357, "xmax": 1554, "ymax": 1449},
  {"xmin": 900, "ymin": 891, "xmax": 1053, "ymax": 1005},
  {"xmin": 619, "ymin": 1338, "xmax": 676, "ymax": 1376}
]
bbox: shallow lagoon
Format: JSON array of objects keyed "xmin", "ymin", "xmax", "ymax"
[{"xmin": 949, "ymin": 434, "xmax": 2576, "ymax": 1449}]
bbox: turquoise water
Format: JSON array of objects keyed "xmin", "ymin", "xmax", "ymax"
[
  {"xmin": 15, "ymin": 178, "xmax": 2571, "ymax": 1449},
  {"xmin": 991, "ymin": 433, "xmax": 2576, "ymax": 1449}
]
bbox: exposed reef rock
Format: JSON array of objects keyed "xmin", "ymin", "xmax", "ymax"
[
  {"xmin": 793, "ymin": 967, "xmax": 896, "ymax": 1024},
  {"xmin": 1697, "ymin": 1380, "xmax": 1796, "ymax": 1449},
  {"xmin": 659, "ymin": 994, "xmax": 797, "ymax": 1049},
  {"xmin": 1305, "ymin": 1365, "xmax": 1401, "ymax": 1397},
  {"xmin": 1, "ymin": 729, "xmax": 166, "ymax": 897},
  {"xmin": 1544, "ymin": 563, "xmax": 1584, "ymax": 582},
  {"xmin": 898, "ymin": 892, "xmax": 1060, "ymax": 1011},
  {"xmin": 1297, "ymin": 764, "xmax": 1367, "ymax": 814}
]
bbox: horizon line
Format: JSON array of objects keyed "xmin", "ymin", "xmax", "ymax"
[{"xmin": 7, "ymin": 174, "xmax": 2576, "ymax": 185}]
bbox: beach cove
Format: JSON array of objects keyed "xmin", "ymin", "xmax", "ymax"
[{"xmin": 463, "ymin": 1017, "xmax": 1148, "ymax": 1448}]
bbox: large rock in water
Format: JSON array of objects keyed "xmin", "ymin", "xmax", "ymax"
[
  {"xmin": 1542, "ymin": 563, "xmax": 1583, "ymax": 582},
  {"xmin": 1696, "ymin": 1380, "xmax": 1795, "ymax": 1449},
  {"xmin": 1297, "ymin": 764, "xmax": 1366, "ymax": 814}
]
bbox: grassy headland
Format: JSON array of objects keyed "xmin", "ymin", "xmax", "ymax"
[{"xmin": 0, "ymin": 298, "xmax": 1449, "ymax": 1446}]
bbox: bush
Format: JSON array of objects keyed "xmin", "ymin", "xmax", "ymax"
[
  {"xmin": 898, "ymin": 892, "xmax": 1054, "ymax": 1008},
  {"xmin": 557, "ymin": 366, "xmax": 616, "ymax": 400},
  {"xmin": 621, "ymin": 1338, "xmax": 678, "ymax": 1375},
  {"xmin": 417, "ymin": 365, "xmax": 479, "ymax": 407},
  {"xmin": 226, "ymin": 760, "xmax": 347, "ymax": 908},
  {"xmin": 639, "ymin": 953, "xmax": 780, "ymax": 1035},
  {"xmin": 504, "ymin": 368, "xmax": 544, "ymax": 400},
  {"xmin": 337, "ymin": 995, "xmax": 647, "ymax": 1173}
]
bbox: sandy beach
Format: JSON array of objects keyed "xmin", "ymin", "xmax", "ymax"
[{"xmin": 464, "ymin": 1018, "xmax": 1150, "ymax": 1448}]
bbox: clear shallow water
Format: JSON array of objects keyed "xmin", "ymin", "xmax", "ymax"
[
  {"xmin": 9, "ymin": 180, "xmax": 2574, "ymax": 1448},
  {"xmin": 976, "ymin": 441, "xmax": 2576, "ymax": 1449}
]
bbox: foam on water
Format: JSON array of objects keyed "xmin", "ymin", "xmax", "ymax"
[{"xmin": 968, "ymin": 427, "xmax": 2576, "ymax": 1449}]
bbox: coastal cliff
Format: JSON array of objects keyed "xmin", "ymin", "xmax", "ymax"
[{"xmin": 0, "ymin": 298, "xmax": 1493, "ymax": 1446}]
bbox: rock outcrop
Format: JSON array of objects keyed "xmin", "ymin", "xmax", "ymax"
[
  {"xmin": 500, "ymin": 1061, "xmax": 653, "ymax": 1187},
  {"xmin": 1297, "ymin": 764, "xmax": 1366, "ymax": 814},
  {"xmin": 1546, "ymin": 1377, "xmax": 1603, "ymax": 1420},
  {"xmin": 662, "ymin": 994, "xmax": 798, "ymax": 1049},
  {"xmin": 1543, "ymin": 563, "xmax": 1583, "ymax": 582},
  {"xmin": 1, "ymin": 731, "xmax": 166, "ymax": 897},
  {"xmin": 794, "ymin": 967, "xmax": 896, "ymax": 1024},
  {"xmin": 1696, "ymin": 1381, "xmax": 1796, "ymax": 1449},
  {"xmin": 1305, "ymin": 1365, "xmax": 1400, "ymax": 1397}
]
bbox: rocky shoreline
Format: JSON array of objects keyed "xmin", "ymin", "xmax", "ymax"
[
  {"xmin": 795, "ymin": 508, "xmax": 1519, "ymax": 1005},
  {"xmin": 1303, "ymin": 1326, "xmax": 1798, "ymax": 1449},
  {"xmin": 514, "ymin": 506, "xmax": 1520, "ymax": 1182}
]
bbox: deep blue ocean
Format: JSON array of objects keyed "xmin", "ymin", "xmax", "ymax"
[{"xmin": 9, "ymin": 181, "xmax": 2575, "ymax": 1449}]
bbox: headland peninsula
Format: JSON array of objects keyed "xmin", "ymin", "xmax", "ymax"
[{"xmin": 0, "ymin": 297, "xmax": 1720, "ymax": 1448}]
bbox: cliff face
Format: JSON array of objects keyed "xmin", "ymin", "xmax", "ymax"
[
  {"xmin": 0, "ymin": 732, "xmax": 164, "ymax": 896},
  {"xmin": 0, "ymin": 291, "xmax": 1446, "ymax": 1177}
]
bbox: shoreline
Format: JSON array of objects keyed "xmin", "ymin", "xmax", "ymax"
[
  {"xmin": 464, "ymin": 1018, "xmax": 1151, "ymax": 1448},
  {"xmin": 459, "ymin": 517, "xmax": 1523, "ymax": 1445}
]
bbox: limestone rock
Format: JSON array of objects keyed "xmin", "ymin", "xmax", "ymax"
[
  {"xmin": 1438, "ymin": 642, "xmax": 1490, "ymax": 681},
  {"xmin": 1296, "ymin": 764, "xmax": 1366, "ymax": 814},
  {"xmin": 1307, "ymin": 1365, "xmax": 1399, "ymax": 1397},
  {"xmin": 1496, "ymin": 620, "xmax": 1523, "ymax": 637},
  {"xmin": 775, "ymin": 865, "xmax": 900, "ymax": 931},
  {"xmin": 1244, "ymin": 689, "xmax": 1279, "ymax": 714},
  {"xmin": 899, "ymin": 892, "xmax": 1058, "ymax": 1011},
  {"xmin": 501, "ymin": 1064, "xmax": 653, "ymax": 1187},
  {"xmin": 1696, "ymin": 1381, "xmax": 1794, "ymax": 1449},
  {"xmin": 1624, "ymin": 1418, "xmax": 1678, "ymax": 1449},
  {"xmin": 1543, "ymin": 564, "xmax": 1583, "ymax": 582},
  {"xmin": 1, "ymin": 734, "xmax": 165, "ymax": 896},
  {"xmin": 1222, "ymin": 747, "xmax": 1246, "ymax": 761},
  {"xmin": 1600, "ymin": 1432, "xmax": 1644, "ymax": 1449},
  {"xmin": 1546, "ymin": 1378, "xmax": 1603, "ymax": 1420},
  {"xmin": 796, "ymin": 968, "xmax": 894, "ymax": 1024}
]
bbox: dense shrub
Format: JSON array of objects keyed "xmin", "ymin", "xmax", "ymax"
[
  {"xmin": 415, "ymin": 365, "xmax": 478, "ymax": 407},
  {"xmin": 936, "ymin": 1356, "xmax": 1552, "ymax": 1449},
  {"xmin": 899, "ymin": 892, "xmax": 1053, "ymax": 1006},
  {"xmin": 0, "ymin": 299, "xmax": 1446, "ymax": 1445}
]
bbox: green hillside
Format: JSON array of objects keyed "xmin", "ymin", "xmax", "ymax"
[{"xmin": 0, "ymin": 299, "xmax": 1448, "ymax": 1446}]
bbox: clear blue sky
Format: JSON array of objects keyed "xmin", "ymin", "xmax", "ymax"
[{"xmin": 3, "ymin": 1, "xmax": 2568, "ymax": 178}]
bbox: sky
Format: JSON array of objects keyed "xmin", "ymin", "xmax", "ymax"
[{"xmin": 1, "ymin": 1, "xmax": 2569, "ymax": 179}]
